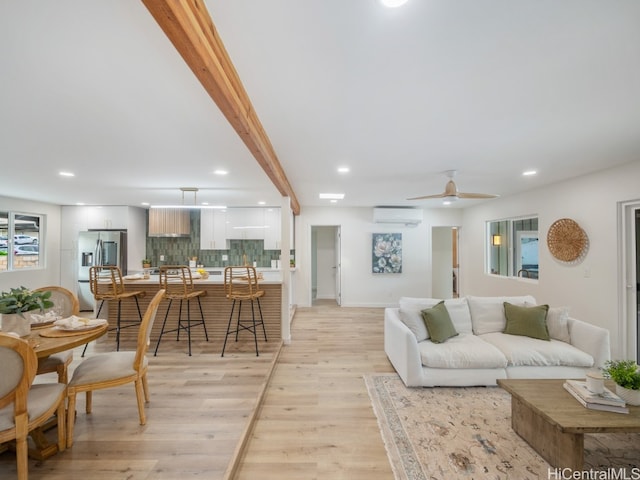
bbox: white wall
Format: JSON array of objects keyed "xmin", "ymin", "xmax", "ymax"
[
  {"xmin": 295, "ymin": 206, "xmax": 462, "ymax": 307},
  {"xmin": 0, "ymin": 195, "xmax": 62, "ymax": 291},
  {"xmin": 460, "ymin": 160, "xmax": 640, "ymax": 359}
]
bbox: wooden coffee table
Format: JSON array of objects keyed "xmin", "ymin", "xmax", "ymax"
[{"xmin": 498, "ymin": 378, "xmax": 640, "ymax": 470}]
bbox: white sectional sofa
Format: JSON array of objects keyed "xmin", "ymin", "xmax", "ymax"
[{"xmin": 384, "ymin": 295, "xmax": 611, "ymax": 387}]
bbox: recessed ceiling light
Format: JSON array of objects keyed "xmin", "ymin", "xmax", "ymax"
[
  {"xmin": 258, "ymin": 201, "xmax": 266, "ymax": 205},
  {"xmin": 213, "ymin": 169, "xmax": 228, "ymax": 175},
  {"xmin": 380, "ymin": 0, "xmax": 409, "ymax": 8},
  {"xmin": 330, "ymin": 199, "xmax": 338, "ymax": 203},
  {"xmin": 319, "ymin": 193, "xmax": 345, "ymax": 200},
  {"xmin": 337, "ymin": 166, "xmax": 350, "ymax": 174},
  {"xmin": 59, "ymin": 171, "xmax": 75, "ymax": 177},
  {"xmin": 75, "ymin": 202, "xmax": 85, "ymax": 206},
  {"xmin": 522, "ymin": 170, "xmax": 537, "ymax": 176},
  {"xmin": 141, "ymin": 202, "xmax": 150, "ymax": 206}
]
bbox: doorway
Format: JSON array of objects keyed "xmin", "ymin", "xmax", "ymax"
[
  {"xmin": 311, "ymin": 225, "xmax": 341, "ymax": 305},
  {"xmin": 620, "ymin": 201, "xmax": 640, "ymax": 363},
  {"xmin": 432, "ymin": 227, "xmax": 459, "ymax": 299}
]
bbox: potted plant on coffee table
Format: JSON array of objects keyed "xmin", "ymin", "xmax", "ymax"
[
  {"xmin": 0, "ymin": 286, "xmax": 53, "ymax": 337},
  {"xmin": 603, "ymin": 359, "xmax": 640, "ymax": 406}
]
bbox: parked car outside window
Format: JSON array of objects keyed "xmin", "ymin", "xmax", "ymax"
[
  {"xmin": 14, "ymin": 234, "xmax": 38, "ymax": 244},
  {"xmin": 14, "ymin": 244, "xmax": 39, "ymax": 255},
  {"xmin": 0, "ymin": 235, "xmax": 7, "ymax": 248}
]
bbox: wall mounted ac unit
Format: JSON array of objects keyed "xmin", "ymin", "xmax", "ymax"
[{"xmin": 373, "ymin": 207, "xmax": 423, "ymax": 226}]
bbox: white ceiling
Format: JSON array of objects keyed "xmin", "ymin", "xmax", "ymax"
[{"xmin": 2, "ymin": 1, "xmax": 640, "ymax": 211}]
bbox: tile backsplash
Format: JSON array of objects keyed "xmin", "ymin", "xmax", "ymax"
[{"xmin": 145, "ymin": 210, "xmax": 293, "ymax": 268}]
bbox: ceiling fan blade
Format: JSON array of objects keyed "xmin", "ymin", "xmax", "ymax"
[
  {"xmin": 407, "ymin": 193, "xmax": 446, "ymax": 200},
  {"xmin": 457, "ymin": 192, "xmax": 499, "ymax": 199}
]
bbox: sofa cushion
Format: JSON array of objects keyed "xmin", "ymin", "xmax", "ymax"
[
  {"xmin": 546, "ymin": 307, "xmax": 571, "ymax": 343},
  {"xmin": 503, "ymin": 303, "xmax": 550, "ymax": 340},
  {"xmin": 479, "ymin": 332, "xmax": 594, "ymax": 368},
  {"xmin": 399, "ymin": 297, "xmax": 473, "ymax": 341},
  {"xmin": 421, "ymin": 301, "xmax": 458, "ymax": 343},
  {"xmin": 418, "ymin": 333, "xmax": 508, "ymax": 369},
  {"xmin": 399, "ymin": 297, "xmax": 441, "ymax": 341},
  {"xmin": 467, "ymin": 295, "xmax": 537, "ymax": 335}
]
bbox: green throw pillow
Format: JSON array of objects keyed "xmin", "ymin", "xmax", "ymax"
[
  {"xmin": 503, "ymin": 302, "xmax": 550, "ymax": 340},
  {"xmin": 421, "ymin": 301, "xmax": 458, "ymax": 343}
]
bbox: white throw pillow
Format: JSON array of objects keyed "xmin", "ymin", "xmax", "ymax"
[
  {"xmin": 399, "ymin": 297, "xmax": 441, "ymax": 341},
  {"xmin": 443, "ymin": 297, "xmax": 473, "ymax": 334},
  {"xmin": 546, "ymin": 306, "xmax": 571, "ymax": 343},
  {"xmin": 467, "ymin": 295, "xmax": 537, "ymax": 335}
]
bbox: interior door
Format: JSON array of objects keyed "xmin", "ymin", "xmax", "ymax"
[{"xmin": 335, "ymin": 227, "xmax": 341, "ymax": 306}]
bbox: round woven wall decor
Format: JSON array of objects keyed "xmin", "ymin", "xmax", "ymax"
[{"xmin": 547, "ymin": 218, "xmax": 588, "ymax": 263}]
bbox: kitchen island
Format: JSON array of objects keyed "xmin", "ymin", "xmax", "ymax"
[{"xmin": 101, "ymin": 270, "xmax": 282, "ymax": 355}]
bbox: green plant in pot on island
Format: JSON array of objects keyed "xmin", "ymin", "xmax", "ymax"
[
  {"xmin": 142, "ymin": 258, "xmax": 151, "ymax": 268},
  {"xmin": 603, "ymin": 359, "xmax": 640, "ymax": 406},
  {"xmin": 0, "ymin": 286, "xmax": 53, "ymax": 337}
]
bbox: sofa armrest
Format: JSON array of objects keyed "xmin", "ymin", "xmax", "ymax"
[
  {"xmin": 384, "ymin": 308, "xmax": 424, "ymax": 387},
  {"xmin": 568, "ymin": 317, "xmax": 611, "ymax": 369}
]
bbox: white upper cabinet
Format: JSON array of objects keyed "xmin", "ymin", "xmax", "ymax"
[
  {"xmin": 200, "ymin": 209, "xmax": 228, "ymax": 250},
  {"xmin": 263, "ymin": 207, "xmax": 281, "ymax": 250},
  {"xmin": 225, "ymin": 208, "xmax": 265, "ymax": 240},
  {"xmin": 61, "ymin": 206, "xmax": 129, "ymax": 248}
]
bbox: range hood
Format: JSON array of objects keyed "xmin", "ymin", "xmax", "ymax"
[{"xmin": 148, "ymin": 208, "xmax": 190, "ymax": 237}]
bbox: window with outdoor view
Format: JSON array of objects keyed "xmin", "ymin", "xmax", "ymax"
[
  {"xmin": 487, "ymin": 216, "xmax": 538, "ymax": 279},
  {"xmin": 0, "ymin": 211, "xmax": 44, "ymax": 272}
]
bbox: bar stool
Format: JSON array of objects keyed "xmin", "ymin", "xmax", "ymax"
[
  {"xmin": 87, "ymin": 266, "xmax": 145, "ymax": 352},
  {"xmin": 222, "ymin": 266, "xmax": 267, "ymax": 357},
  {"xmin": 154, "ymin": 265, "xmax": 208, "ymax": 356}
]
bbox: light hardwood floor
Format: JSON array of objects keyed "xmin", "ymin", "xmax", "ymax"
[{"xmin": 0, "ymin": 301, "xmax": 395, "ymax": 479}]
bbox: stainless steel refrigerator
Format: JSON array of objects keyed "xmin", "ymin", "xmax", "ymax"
[{"xmin": 77, "ymin": 230, "xmax": 127, "ymax": 310}]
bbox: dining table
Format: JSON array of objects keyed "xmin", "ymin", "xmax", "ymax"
[{"xmin": 23, "ymin": 321, "xmax": 109, "ymax": 460}]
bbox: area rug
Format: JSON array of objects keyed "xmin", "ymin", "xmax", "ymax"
[{"xmin": 364, "ymin": 374, "xmax": 640, "ymax": 480}]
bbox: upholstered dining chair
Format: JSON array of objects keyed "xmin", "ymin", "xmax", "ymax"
[
  {"xmin": 66, "ymin": 289, "xmax": 165, "ymax": 448},
  {"xmin": 154, "ymin": 266, "xmax": 208, "ymax": 356},
  {"xmin": 221, "ymin": 266, "xmax": 267, "ymax": 357},
  {"xmin": 0, "ymin": 333, "xmax": 67, "ymax": 480},
  {"xmin": 88, "ymin": 265, "xmax": 146, "ymax": 351},
  {"xmin": 33, "ymin": 286, "xmax": 80, "ymax": 383}
]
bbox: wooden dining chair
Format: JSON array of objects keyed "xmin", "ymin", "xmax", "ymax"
[
  {"xmin": 66, "ymin": 289, "xmax": 165, "ymax": 448},
  {"xmin": 89, "ymin": 265, "xmax": 146, "ymax": 351},
  {"xmin": 221, "ymin": 266, "xmax": 267, "ymax": 356},
  {"xmin": 33, "ymin": 286, "xmax": 80, "ymax": 383},
  {"xmin": 0, "ymin": 333, "xmax": 67, "ymax": 480},
  {"xmin": 154, "ymin": 266, "xmax": 208, "ymax": 356}
]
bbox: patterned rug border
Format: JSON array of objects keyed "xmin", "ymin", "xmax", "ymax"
[
  {"xmin": 364, "ymin": 374, "xmax": 640, "ymax": 480},
  {"xmin": 364, "ymin": 374, "xmax": 426, "ymax": 480}
]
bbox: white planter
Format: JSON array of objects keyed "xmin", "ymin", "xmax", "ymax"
[
  {"xmin": 0, "ymin": 313, "xmax": 31, "ymax": 337},
  {"xmin": 615, "ymin": 384, "xmax": 640, "ymax": 406}
]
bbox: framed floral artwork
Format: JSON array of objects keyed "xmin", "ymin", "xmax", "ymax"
[{"xmin": 372, "ymin": 233, "xmax": 402, "ymax": 274}]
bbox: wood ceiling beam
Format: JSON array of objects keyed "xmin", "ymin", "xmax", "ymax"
[{"xmin": 142, "ymin": 0, "xmax": 300, "ymax": 215}]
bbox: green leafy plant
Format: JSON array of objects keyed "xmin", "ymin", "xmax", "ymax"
[
  {"xmin": 142, "ymin": 258, "xmax": 151, "ymax": 265},
  {"xmin": 0, "ymin": 286, "xmax": 53, "ymax": 317},
  {"xmin": 603, "ymin": 360, "xmax": 640, "ymax": 390}
]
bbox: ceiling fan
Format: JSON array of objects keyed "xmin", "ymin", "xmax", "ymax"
[{"xmin": 407, "ymin": 170, "xmax": 498, "ymax": 203}]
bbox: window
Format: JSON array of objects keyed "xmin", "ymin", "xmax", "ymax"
[
  {"xmin": 487, "ymin": 216, "xmax": 538, "ymax": 279},
  {"xmin": 0, "ymin": 211, "xmax": 44, "ymax": 272}
]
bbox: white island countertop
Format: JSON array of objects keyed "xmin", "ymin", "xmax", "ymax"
[{"xmin": 124, "ymin": 268, "xmax": 289, "ymax": 285}]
